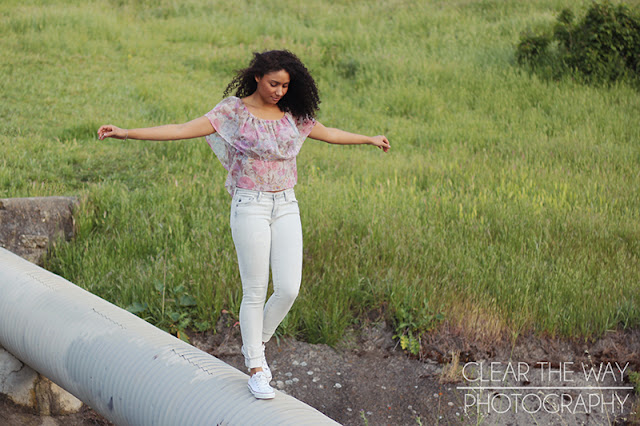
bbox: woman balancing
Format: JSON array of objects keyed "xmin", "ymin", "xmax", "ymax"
[{"xmin": 98, "ymin": 50, "xmax": 390, "ymax": 399}]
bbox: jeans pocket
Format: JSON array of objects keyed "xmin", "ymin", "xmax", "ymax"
[
  {"xmin": 286, "ymin": 191, "xmax": 298, "ymax": 204},
  {"xmin": 236, "ymin": 195, "xmax": 256, "ymax": 205},
  {"xmin": 235, "ymin": 198, "xmax": 257, "ymax": 213},
  {"xmin": 286, "ymin": 197, "xmax": 300, "ymax": 214},
  {"xmin": 234, "ymin": 191, "xmax": 257, "ymax": 207}
]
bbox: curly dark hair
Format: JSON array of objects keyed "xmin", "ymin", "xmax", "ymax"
[{"xmin": 224, "ymin": 50, "xmax": 320, "ymax": 120}]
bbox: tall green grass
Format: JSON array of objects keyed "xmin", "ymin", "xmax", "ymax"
[{"xmin": 1, "ymin": 0, "xmax": 639, "ymax": 344}]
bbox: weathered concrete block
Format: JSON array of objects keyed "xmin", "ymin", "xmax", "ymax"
[
  {"xmin": 1, "ymin": 346, "xmax": 83, "ymax": 416},
  {"xmin": 0, "ymin": 345, "xmax": 38, "ymax": 406},
  {"xmin": 0, "ymin": 196, "xmax": 78, "ymax": 266}
]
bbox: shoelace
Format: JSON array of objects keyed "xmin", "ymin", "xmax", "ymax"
[{"xmin": 252, "ymin": 372, "xmax": 271, "ymax": 387}]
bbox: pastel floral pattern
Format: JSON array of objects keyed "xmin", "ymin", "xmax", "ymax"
[{"xmin": 205, "ymin": 97, "xmax": 315, "ymax": 195}]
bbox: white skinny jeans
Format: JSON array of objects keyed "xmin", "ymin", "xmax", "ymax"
[{"xmin": 230, "ymin": 188, "xmax": 303, "ymax": 369}]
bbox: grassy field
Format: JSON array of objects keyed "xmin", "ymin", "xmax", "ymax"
[{"xmin": 1, "ymin": 0, "xmax": 639, "ymax": 347}]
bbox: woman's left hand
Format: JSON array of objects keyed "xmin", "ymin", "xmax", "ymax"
[
  {"xmin": 308, "ymin": 122, "xmax": 390, "ymax": 152},
  {"xmin": 370, "ymin": 135, "xmax": 390, "ymax": 153}
]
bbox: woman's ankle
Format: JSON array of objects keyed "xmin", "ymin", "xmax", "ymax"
[{"xmin": 249, "ymin": 367, "xmax": 264, "ymax": 376}]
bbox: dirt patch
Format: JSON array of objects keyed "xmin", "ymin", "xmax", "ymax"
[
  {"xmin": 193, "ymin": 319, "xmax": 639, "ymax": 425},
  {"xmin": 193, "ymin": 320, "xmax": 448, "ymax": 425},
  {"xmin": 1, "ymin": 321, "xmax": 638, "ymax": 425}
]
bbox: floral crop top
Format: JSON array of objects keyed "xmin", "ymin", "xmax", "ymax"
[{"xmin": 204, "ymin": 96, "xmax": 316, "ymax": 195}]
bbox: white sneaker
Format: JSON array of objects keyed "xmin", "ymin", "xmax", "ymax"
[
  {"xmin": 241, "ymin": 344, "xmax": 272, "ymax": 382},
  {"xmin": 248, "ymin": 371, "xmax": 275, "ymax": 399}
]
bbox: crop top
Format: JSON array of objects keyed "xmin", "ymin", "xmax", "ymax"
[{"xmin": 204, "ymin": 96, "xmax": 316, "ymax": 195}]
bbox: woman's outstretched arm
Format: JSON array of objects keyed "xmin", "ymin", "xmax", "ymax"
[
  {"xmin": 97, "ymin": 116, "xmax": 215, "ymax": 141},
  {"xmin": 308, "ymin": 121, "xmax": 390, "ymax": 152}
]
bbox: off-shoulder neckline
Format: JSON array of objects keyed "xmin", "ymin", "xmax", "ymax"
[{"xmin": 236, "ymin": 96, "xmax": 287, "ymax": 123}]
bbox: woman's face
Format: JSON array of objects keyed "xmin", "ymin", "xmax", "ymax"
[{"xmin": 255, "ymin": 69, "xmax": 290, "ymax": 105}]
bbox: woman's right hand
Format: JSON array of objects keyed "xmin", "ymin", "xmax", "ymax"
[{"xmin": 97, "ymin": 125, "xmax": 127, "ymax": 141}]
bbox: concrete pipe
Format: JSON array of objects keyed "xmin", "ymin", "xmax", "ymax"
[{"xmin": 0, "ymin": 247, "xmax": 337, "ymax": 425}]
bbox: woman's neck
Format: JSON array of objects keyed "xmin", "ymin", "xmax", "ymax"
[{"xmin": 241, "ymin": 94, "xmax": 285, "ymax": 120}]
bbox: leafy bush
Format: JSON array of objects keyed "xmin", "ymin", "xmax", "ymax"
[
  {"xmin": 516, "ymin": 1, "xmax": 640, "ymax": 83},
  {"xmin": 126, "ymin": 281, "xmax": 206, "ymax": 342},
  {"xmin": 516, "ymin": 32, "xmax": 553, "ymax": 65},
  {"xmin": 391, "ymin": 299, "xmax": 444, "ymax": 357}
]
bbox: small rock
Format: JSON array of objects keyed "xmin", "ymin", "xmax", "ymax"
[
  {"xmin": 300, "ymin": 361, "xmax": 307, "ymax": 367},
  {"xmin": 433, "ymin": 393, "xmax": 439, "ymax": 398},
  {"xmin": 347, "ymin": 408, "xmax": 352, "ymax": 412},
  {"xmin": 285, "ymin": 380, "xmax": 293, "ymax": 385},
  {"xmin": 312, "ymin": 377, "xmax": 320, "ymax": 383},
  {"xmin": 276, "ymin": 381, "xmax": 285, "ymax": 389},
  {"xmin": 38, "ymin": 379, "xmax": 83, "ymax": 415},
  {"xmin": 448, "ymin": 402, "xmax": 454, "ymax": 407},
  {"xmin": 285, "ymin": 372, "xmax": 293, "ymax": 377},
  {"xmin": 292, "ymin": 360, "xmax": 299, "ymax": 366},
  {"xmin": 334, "ymin": 383, "xmax": 342, "ymax": 389},
  {"xmin": 307, "ymin": 370, "xmax": 314, "ymax": 375},
  {"xmin": 292, "ymin": 378, "xmax": 299, "ymax": 383}
]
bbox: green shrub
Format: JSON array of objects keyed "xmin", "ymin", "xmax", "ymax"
[
  {"xmin": 515, "ymin": 32, "xmax": 553, "ymax": 65},
  {"xmin": 516, "ymin": 1, "xmax": 640, "ymax": 83}
]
